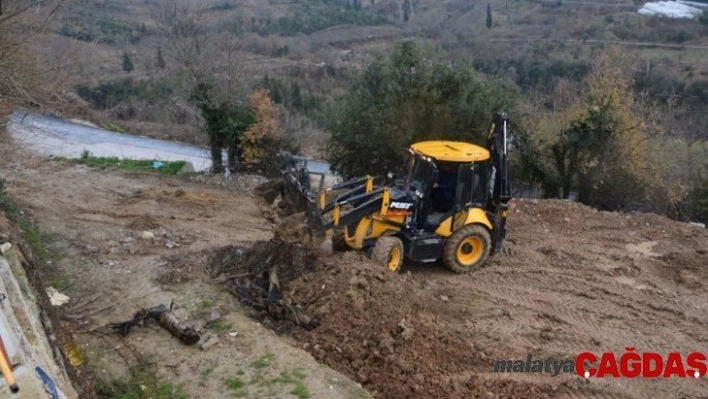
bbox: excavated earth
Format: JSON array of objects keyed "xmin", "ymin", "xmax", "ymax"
[
  {"xmin": 1, "ymin": 150, "xmax": 708, "ymax": 398},
  {"xmin": 218, "ymin": 193, "xmax": 708, "ymax": 398}
]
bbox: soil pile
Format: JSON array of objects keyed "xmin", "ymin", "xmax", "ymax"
[
  {"xmin": 214, "ymin": 242, "xmax": 557, "ymax": 398},
  {"xmin": 215, "ymin": 198, "xmax": 708, "ymax": 399}
]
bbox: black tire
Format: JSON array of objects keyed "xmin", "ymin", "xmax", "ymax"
[
  {"xmin": 371, "ymin": 236, "xmax": 404, "ymax": 272},
  {"xmin": 331, "ymin": 229, "xmax": 350, "ymax": 252},
  {"xmin": 443, "ymin": 224, "xmax": 491, "ymax": 274}
]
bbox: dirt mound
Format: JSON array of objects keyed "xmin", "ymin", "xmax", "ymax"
[
  {"xmin": 656, "ymin": 251, "xmax": 708, "ymax": 289},
  {"xmin": 127, "ymin": 214, "xmax": 160, "ymax": 230},
  {"xmin": 290, "ymin": 253, "xmax": 489, "ymax": 398},
  {"xmin": 213, "ymin": 242, "xmax": 558, "ymax": 397},
  {"xmin": 211, "ymin": 240, "xmax": 319, "ymax": 283}
]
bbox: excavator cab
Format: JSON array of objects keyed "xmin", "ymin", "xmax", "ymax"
[{"xmin": 256, "ymin": 113, "xmax": 511, "ymax": 274}]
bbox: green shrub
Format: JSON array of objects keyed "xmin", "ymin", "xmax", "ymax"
[
  {"xmin": 250, "ymin": 0, "xmax": 390, "ymax": 36},
  {"xmin": 75, "ymin": 78, "xmax": 173, "ymax": 109},
  {"xmin": 685, "ymin": 182, "xmax": 708, "ymax": 224}
]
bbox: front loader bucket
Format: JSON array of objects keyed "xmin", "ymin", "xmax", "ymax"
[
  {"xmin": 253, "ymin": 152, "xmax": 326, "ymax": 247},
  {"xmin": 254, "ymin": 179, "xmax": 284, "ymax": 205},
  {"xmin": 274, "ymin": 209, "xmax": 325, "ymax": 248}
]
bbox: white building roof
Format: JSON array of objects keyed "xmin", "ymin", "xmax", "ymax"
[{"xmin": 638, "ymin": 0, "xmax": 706, "ymax": 18}]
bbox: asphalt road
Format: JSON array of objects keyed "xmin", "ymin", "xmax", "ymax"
[{"xmin": 8, "ymin": 111, "xmax": 333, "ymax": 175}]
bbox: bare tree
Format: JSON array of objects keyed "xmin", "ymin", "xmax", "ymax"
[
  {"xmin": 0, "ymin": 0, "xmax": 73, "ymax": 112},
  {"xmin": 152, "ymin": 0, "xmax": 245, "ymax": 102},
  {"xmin": 151, "ymin": 0, "xmax": 250, "ymax": 173}
]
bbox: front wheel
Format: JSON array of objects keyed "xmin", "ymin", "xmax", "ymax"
[
  {"xmin": 371, "ymin": 236, "xmax": 404, "ymax": 272},
  {"xmin": 443, "ymin": 224, "xmax": 491, "ymax": 274},
  {"xmin": 331, "ymin": 229, "xmax": 350, "ymax": 252}
]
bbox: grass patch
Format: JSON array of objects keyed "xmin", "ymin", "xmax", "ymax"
[
  {"xmin": 269, "ymin": 371, "xmax": 297, "ymax": 385},
  {"xmin": 207, "ymin": 320, "xmax": 231, "ymax": 332},
  {"xmin": 232, "ymin": 389, "xmax": 249, "ymax": 397},
  {"xmin": 250, "ymin": 352, "xmax": 275, "ymax": 369},
  {"xmin": 265, "ymin": 369, "xmax": 308, "ymax": 386},
  {"xmin": 292, "ymin": 368, "xmax": 307, "ymax": 380},
  {"xmin": 16, "ymin": 215, "xmax": 50, "ymax": 264},
  {"xmin": 55, "ymin": 151, "xmax": 187, "ymax": 176},
  {"xmin": 50, "ymin": 275, "xmax": 73, "ymax": 290},
  {"xmin": 101, "ymin": 121, "xmax": 126, "ymax": 133},
  {"xmin": 95, "ymin": 362, "xmax": 187, "ymax": 399},
  {"xmin": 201, "ymin": 298, "xmax": 214, "ymax": 309},
  {"xmin": 199, "ymin": 361, "xmax": 217, "ymax": 387},
  {"xmin": 291, "ymin": 381, "xmax": 311, "ymax": 399},
  {"xmin": 225, "ymin": 373, "xmax": 249, "ymax": 397},
  {"xmin": 0, "ymin": 179, "xmax": 71, "ymax": 288},
  {"xmin": 225, "ymin": 377, "xmax": 245, "ymax": 389}
]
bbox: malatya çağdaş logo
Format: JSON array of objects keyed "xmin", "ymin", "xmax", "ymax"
[{"xmin": 493, "ymin": 349, "xmax": 707, "ymax": 378}]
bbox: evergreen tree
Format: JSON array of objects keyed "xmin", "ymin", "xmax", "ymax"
[
  {"xmin": 325, "ymin": 41, "xmax": 517, "ymax": 179},
  {"xmin": 156, "ymin": 47, "xmax": 166, "ymax": 69},
  {"xmin": 271, "ymin": 85, "xmax": 283, "ymax": 104},
  {"xmin": 486, "ymin": 3, "xmax": 493, "ymax": 29},
  {"xmin": 290, "ymin": 81, "xmax": 302, "ymax": 109},
  {"xmin": 700, "ymin": 10, "xmax": 708, "ymax": 26},
  {"xmin": 122, "ymin": 51, "xmax": 134, "ymax": 73}
]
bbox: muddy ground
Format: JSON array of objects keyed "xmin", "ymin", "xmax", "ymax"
[{"xmin": 1, "ymin": 150, "xmax": 708, "ymax": 398}]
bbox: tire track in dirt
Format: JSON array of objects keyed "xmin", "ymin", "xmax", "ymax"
[
  {"xmin": 475, "ymin": 266, "xmax": 685, "ymax": 356},
  {"xmin": 372, "ymin": 199, "xmax": 708, "ymax": 398}
]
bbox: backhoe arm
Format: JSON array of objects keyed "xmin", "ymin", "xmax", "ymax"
[{"xmin": 486, "ymin": 112, "xmax": 512, "ymax": 255}]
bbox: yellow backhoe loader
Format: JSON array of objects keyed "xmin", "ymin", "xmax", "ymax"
[{"xmin": 256, "ymin": 113, "xmax": 511, "ymax": 273}]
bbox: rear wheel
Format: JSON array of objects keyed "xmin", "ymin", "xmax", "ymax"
[
  {"xmin": 371, "ymin": 236, "xmax": 404, "ymax": 272},
  {"xmin": 443, "ymin": 224, "xmax": 491, "ymax": 274}
]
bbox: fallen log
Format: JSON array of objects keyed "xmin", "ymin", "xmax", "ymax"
[{"xmin": 110, "ymin": 303, "xmax": 200, "ymax": 345}]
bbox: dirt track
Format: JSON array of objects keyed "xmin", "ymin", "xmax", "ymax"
[
  {"xmin": 0, "ymin": 153, "xmax": 370, "ymax": 399},
  {"xmin": 2, "ymin": 152, "xmax": 708, "ymax": 398}
]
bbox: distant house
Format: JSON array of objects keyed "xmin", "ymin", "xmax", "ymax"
[{"xmin": 638, "ymin": 0, "xmax": 707, "ymax": 19}]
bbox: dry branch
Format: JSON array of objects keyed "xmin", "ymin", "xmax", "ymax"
[
  {"xmin": 110, "ymin": 303, "xmax": 200, "ymax": 345},
  {"xmin": 227, "ymin": 265, "xmax": 319, "ymax": 331}
]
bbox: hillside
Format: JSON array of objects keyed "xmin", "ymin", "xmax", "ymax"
[{"xmin": 40, "ymin": 0, "xmax": 708, "ymax": 154}]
